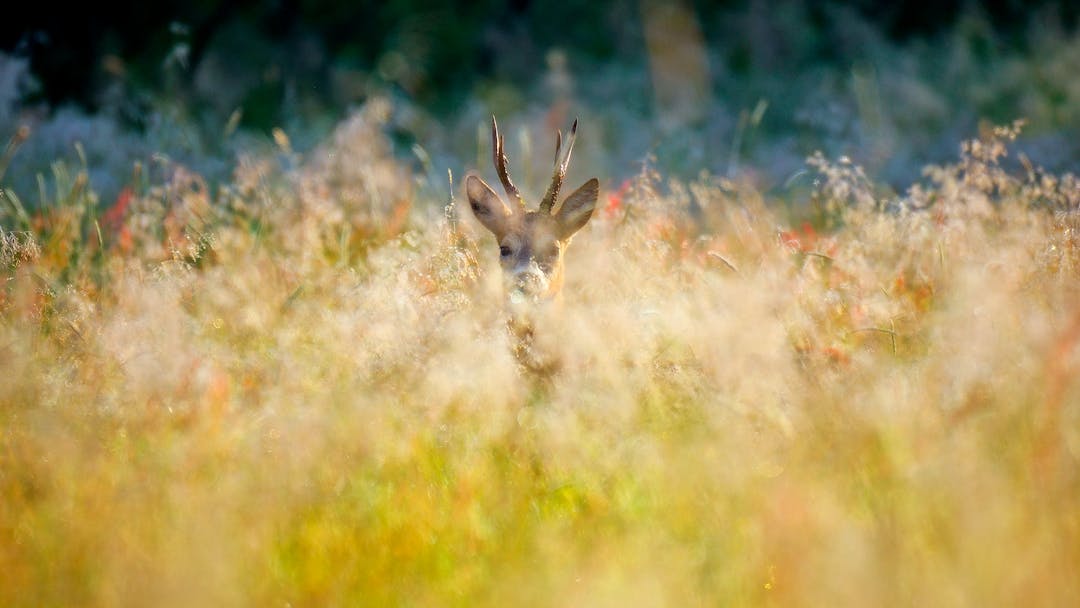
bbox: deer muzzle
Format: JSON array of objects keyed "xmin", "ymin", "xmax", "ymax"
[{"xmin": 507, "ymin": 263, "xmax": 552, "ymax": 304}]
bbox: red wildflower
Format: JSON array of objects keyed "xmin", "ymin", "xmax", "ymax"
[
  {"xmin": 605, "ymin": 179, "xmax": 631, "ymax": 218},
  {"xmin": 102, "ymin": 187, "xmax": 133, "ymax": 231},
  {"xmin": 116, "ymin": 225, "xmax": 134, "ymax": 254},
  {"xmin": 779, "ymin": 221, "xmax": 835, "ymax": 255}
]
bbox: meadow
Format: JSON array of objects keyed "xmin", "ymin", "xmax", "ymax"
[
  {"xmin": 5, "ymin": 4, "xmax": 1080, "ymax": 602},
  {"xmin": 1, "ymin": 91, "xmax": 1078, "ymax": 605}
]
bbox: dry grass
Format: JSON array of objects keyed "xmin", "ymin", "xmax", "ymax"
[{"xmin": 1, "ymin": 107, "xmax": 1079, "ymax": 607}]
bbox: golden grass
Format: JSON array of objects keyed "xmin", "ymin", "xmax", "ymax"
[{"xmin": 1, "ymin": 111, "xmax": 1079, "ymax": 606}]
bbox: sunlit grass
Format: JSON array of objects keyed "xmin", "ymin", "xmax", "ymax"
[{"xmin": 1, "ymin": 108, "xmax": 1078, "ymax": 606}]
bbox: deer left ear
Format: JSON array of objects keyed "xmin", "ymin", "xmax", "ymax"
[
  {"xmin": 466, "ymin": 174, "xmax": 515, "ymax": 239},
  {"xmin": 555, "ymin": 178, "xmax": 599, "ymax": 240}
]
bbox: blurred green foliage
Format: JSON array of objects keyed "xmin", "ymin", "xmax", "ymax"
[
  {"xmin": 2, "ymin": 0, "xmax": 1080, "ymax": 209},
  {"xmin": 3, "ymin": 0, "xmax": 1077, "ymax": 128}
]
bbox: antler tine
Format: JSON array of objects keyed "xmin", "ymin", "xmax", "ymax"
[
  {"xmin": 539, "ymin": 118, "xmax": 578, "ymax": 215},
  {"xmin": 491, "ymin": 115, "xmax": 525, "ymax": 213}
]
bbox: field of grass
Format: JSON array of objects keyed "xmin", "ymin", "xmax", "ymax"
[{"xmin": 1, "ymin": 101, "xmax": 1079, "ymax": 606}]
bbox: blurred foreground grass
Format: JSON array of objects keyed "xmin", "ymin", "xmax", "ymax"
[{"xmin": 1, "ymin": 107, "xmax": 1079, "ymax": 606}]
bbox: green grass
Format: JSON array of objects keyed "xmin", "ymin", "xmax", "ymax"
[{"xmin": 1, "ymin": 109, "xmax": 1079, "ymax": 606}]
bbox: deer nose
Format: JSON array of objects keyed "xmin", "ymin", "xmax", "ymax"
[{"xmin": 509, "ymin": 264, "xmax": 549, "ymax": 301}]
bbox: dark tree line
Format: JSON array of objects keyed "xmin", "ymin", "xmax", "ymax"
[{"xmin": 2, "ymin": 0, "xmax": 1075, "ymax": 118}]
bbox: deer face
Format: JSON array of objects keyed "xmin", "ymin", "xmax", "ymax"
[{"xmin": 466, "ymin": 117, "xmax": 599, "ymax": 304}]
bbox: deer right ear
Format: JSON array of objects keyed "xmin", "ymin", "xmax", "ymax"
[
  {"xmin": 555, "ymin": 178, "xmax": 599, "ymax": 240},
  {"xmin": 466, "ymin": 174, "xmax": 514, "ymax": 239}
]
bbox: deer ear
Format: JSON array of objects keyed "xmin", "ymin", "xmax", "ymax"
[
  {"xmin": 555, "ymin": 178, "xmax": 599, "ymax": 240},
  {"xmin": 466, "ymin": 174, "xmax": 514, "ymax": 238}
]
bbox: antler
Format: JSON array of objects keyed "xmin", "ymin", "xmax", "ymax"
[
  {"xmin": 491, "ymin": 116, "xmax": 526, "ymax": 213},
  {"xmin": 538, "ymin": 118, "xmax": 578, "ymax": 215}
]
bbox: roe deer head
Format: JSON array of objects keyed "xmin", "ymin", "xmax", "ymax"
[{"xmin": 465, "ymin": 116, "xmax": 599, "ymax": 305}]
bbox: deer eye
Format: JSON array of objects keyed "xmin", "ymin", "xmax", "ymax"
[{"xmin": 499, "ymin": 245, "xmax": 512, "ymax": 258}]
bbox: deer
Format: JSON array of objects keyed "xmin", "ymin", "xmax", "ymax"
[{"xmin": 465, "ymin": 116, "xmax": 599, "ymax": 372}]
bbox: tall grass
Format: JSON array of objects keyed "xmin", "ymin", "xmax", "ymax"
[{"xmin": 1, "ymin": 105, "xmax": 1078, "ymax": 606}]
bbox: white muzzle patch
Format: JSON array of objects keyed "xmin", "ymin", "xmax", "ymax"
[{"xmin": 507, "ymin": 262, "xmax": 551, "ymax": 304}]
